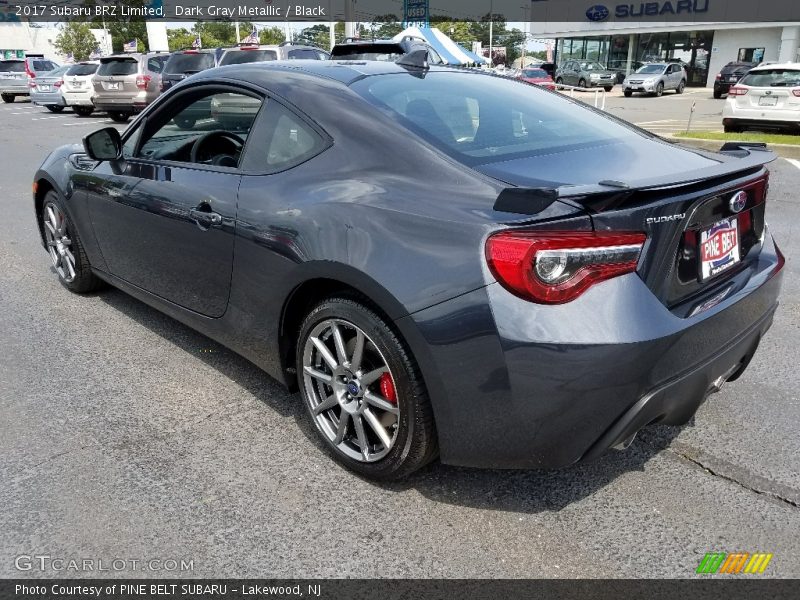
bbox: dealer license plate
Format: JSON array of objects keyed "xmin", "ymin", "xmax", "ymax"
[
  {"xmin": 105, "ymin": 82, "xmax": 119, "ymax": 90},
  {"xmin": 758, "ymin": 96, "xmax": 778, "ymax": 106},
  {"xmin": 38, "ymin": 84, "xmax": 50, "ymax": 92},
  {"xmin": 699, "ymin": 217, "xmax": 740, "ymax": 281}
]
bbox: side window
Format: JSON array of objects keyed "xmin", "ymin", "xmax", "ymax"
[
  {"xmin": 136, "ymin": 90, "xmax": 263, "ymax": 168},
  {"xmin": 147, "ymin": 57, "xmax": 165, "ymax": 73},
  {"xmin": 265, "ymin": 103, "xmax": 326, "ymax": 168}
]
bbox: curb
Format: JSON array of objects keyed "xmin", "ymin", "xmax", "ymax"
[{"xmin": 666, "ymin": 134, "xmax": 800, "ymax": 159}]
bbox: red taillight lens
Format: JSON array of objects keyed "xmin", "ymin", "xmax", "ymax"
[
  {"xmin": 486, "ymin": 231, "xmax": 646, "ymax": 304},
  {"xmin": 792, "ymin": 88, "xmax": 800, "ymax": 97},
  {"xmin": 25, "ymin": 59, "xmax": 35, "ymax": 79},
  {"xmin": 728, "ymin": 86, "xmax": 748, "ymax": 96},
  {"xmin": 715, "ymin": 73, "xmax": 721, "ymax": 80},
  {"xmin": 54, "ymin": 79, "xmax": 63, "ymax": 88},
  {"xmin": 136, "ymin": 75, "xmax": 151, "ymax": 90}
]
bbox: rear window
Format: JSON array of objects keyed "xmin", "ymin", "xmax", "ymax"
[
  {"xmin": 98, "ymin": 59, "xmax": 138, "ymax": 76},
  {"xmin": 164, "ymin": 53, "xmax": 215, "ymax": 74},
  {"xmin": 522, "ymin": 69, "xmax": 548, "ymax": 78},
  {"xmin": 287, "ymin": 49, "xmax": 324, "ymax": 60},
  {"xmin": 32, "ymin": 60, "xmax": 56, "ymax": 71},
  {"xmin": 353, "ymin": 71, "xmax": 639, "ymax": 166},
  {"xmin": 740, "ymin": 68, "xmax": 800, "ymax": 87},
  {"xmin": 637, "ymin": 64, "xmax": 666, "ymax": 74},
  {"xmin": 66, "ymin": 63, "xmax": 98, "ymax": 76},
  {"xmin": 220, "ymin": 49, "xmax": 277, "ymax": 65},
  {"xmin": 332, "ymin": 45, "xmax": 403, "ymax": 61},
  {"xmin": 0, "ymin": 61, "xmax": 25, "ymax": 73}
]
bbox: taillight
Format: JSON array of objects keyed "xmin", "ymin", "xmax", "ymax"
[
  {"xmin": 54, "ymin": 79, "xmax": 63, "ymax": 88},
  {"xmin": 728, "ymin": 86, "xmax": 748, "ymax": 96},
  {"xmin": 792, "ymin": 88, "xmax": 800, "ymax": 97},
  {"xmin": 136, "ymin": 75, "xmax": 151, "ymax": 90},
  {"xmin": 486, "ymin": 231, "xmax": 646, "ymax": 304},
  {"xmin": 25, "ymin": 59, "xmax": 35, "ymax": 79},
  {"xmin": 715, "ymin": 73, "xmax": 721, "ymax": 80}
]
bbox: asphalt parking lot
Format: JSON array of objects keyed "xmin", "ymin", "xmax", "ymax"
[{"xmin": 1, "ymin": 97, "xmax": 799, "ymax": 579}]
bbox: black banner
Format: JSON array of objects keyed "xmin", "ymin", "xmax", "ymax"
[{"xmin": 2, "ymin": 580, "xmax": 800, "ymax": 600}]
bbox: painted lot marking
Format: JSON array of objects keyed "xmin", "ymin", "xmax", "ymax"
[{"xmin": 786, "ymin": 158, "xmax": 800, "ymax": 171}]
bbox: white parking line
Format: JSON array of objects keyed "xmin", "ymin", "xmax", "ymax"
[{"xmin": 785, "ymin": 158, "xmax": 800, "ymax": 171}]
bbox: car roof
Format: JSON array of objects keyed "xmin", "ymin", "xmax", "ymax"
[{"xmin": 750, "ymin": 61, "xmax": 800, "ymax": 71}]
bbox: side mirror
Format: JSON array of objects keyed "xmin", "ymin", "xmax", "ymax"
[{"xmin": 83, "ymin": 127, "xmax": 122, "ymax": 161}]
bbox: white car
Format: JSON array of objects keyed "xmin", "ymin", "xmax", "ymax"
[
  {"xmin": 61, "ymin": 61, "xmax": 100, "ymax": 116},
  {"xmin": 722, "ymin": 62, "xmax": 800, "ymax": 133}
]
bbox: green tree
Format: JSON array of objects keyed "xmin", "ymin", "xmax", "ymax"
[
  {"xmin": 370, "ymin": 15, "xmax": 403, "ymax": 40},
  {"xmin": 53, "ymin": 22, "xmax": 98, "ymax": 61},
  {"xmin": 297, "ymin": 24, "xmax": 330, "ymax": 49},
  {"xmin": 259, "ymin": 26, "xmax": 286, "ymax": 45},
  {"xmin": 167, "ymin": 28, "xmax": 195, "ymax": 52}
]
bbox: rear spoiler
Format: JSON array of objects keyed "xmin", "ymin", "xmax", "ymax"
[{"xmin": 492, "ymin": 143, "xmax": 776, "ymax": 215}]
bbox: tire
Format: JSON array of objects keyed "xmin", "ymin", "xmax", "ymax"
[
  {"xmin": 713, "ymin": 89, "xmax": 723, "ymax": 99},
  {"xmin": 46, "ymin": 105, "xmax": 65, "ymax": 113},
  {"xmin": 624, "ymin": 90, "xmax": 633, "ymax": 97},
  {"xmin": 578, "ymin": 78, "xmax": 587, "ymax": 89},
  {"xmin": 676, "ymin": 80, "xmax": 686, "ymax": 94},
  {"xmin": 604, "ymin": 86, "xmax": 613, "ymax": 92},
  {"xmin": 173, "ymin": 115, "xmax": 196, "ymax": 129},
  {"xmin": 108, "ymin": 111, "xmax": 129, "ymax": 123},
  {"xmin": 297, "ymin": 297, "xmax": 437, "ymax": 480},
  {"xmin": 555, "ymin": 77, "xmax": 563, "ymax": 89},
  {"xmin": 73, "ymin": 106, "xmax": 94, "ymax": 117},
  {"xmin": 41, "ymin": 191, "xmax": 104, "ymax": 294},
  {"xmin": 654, "ymin": 82, "xmax": 664, "ymax": 97},
  {"xmin": 1, "ymin": 93, "xmax": 14, "ymax": 103}
]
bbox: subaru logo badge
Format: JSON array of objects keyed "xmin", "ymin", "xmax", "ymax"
[
  {"xmin": 586, "ymin": 5, "xmax": 610, "ymax": 21},
  {"xmin": 729, "ymin": 190, "xmax": 747, "ymax": 213},
  {"xmin": 347, "ymin": 382, "xmax": 360, "ymax": 396}
]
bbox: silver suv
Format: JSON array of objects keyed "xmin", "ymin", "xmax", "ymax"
[
  {"xmin": 92, "ymin": 52, "xmax": 169, "ymax": 122},
  {"xmin": 218, "ymin": 43, "xmax": 328, "ymax": 66},
  {"xmin": 0, "ymin": 55, "xmax": 59, "ymax": 103}
]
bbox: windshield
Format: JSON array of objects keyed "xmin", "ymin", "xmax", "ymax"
[
  {"xmin": 220, "ymin": 49, "xmax": 277, "ymax": 65},
  {"xmin": 98, "ymin": 59, "xmax": 137, "ymax": 76},
  {"xmin": 740, "ymin": 68, "xmax": 800, "ymax": 87},
  {"xmin": 66, "ymin": 63, "xmax": 98, "ymax": 76},
  {"xmin": 579, "ymin": 62, "xmax": 605, "ymax": 71},
  {"xmin": 0, "ymin": 61, "xmax": 25, "ymax": 73},
  {"xmin": 522, "ymin": 69, "xmax": 548, "ymax": 78},
  {"xmin": 164, "ymin": 53, "xmax": 214, "ymax": 74},
  {"xmin": 636, "ymin": 64, "xmax": 666, "ymax": 74},
  {"xmin": 353, "ymin": 71, "xmax": 640, "ymax": 166}
]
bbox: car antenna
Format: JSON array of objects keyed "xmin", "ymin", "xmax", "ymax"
[{"xmin": 396, "ymin": 49, "xmax": 429, "ymax": 70}]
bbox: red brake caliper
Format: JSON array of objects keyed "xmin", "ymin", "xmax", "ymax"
[{"xmin": 379, "ymin": 372, "xmax": 397, "ymax": 404}]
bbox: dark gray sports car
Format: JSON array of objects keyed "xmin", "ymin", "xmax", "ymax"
[{"xmin": 33, "ymin": 59, "xmax": 784, "ymax": 480}]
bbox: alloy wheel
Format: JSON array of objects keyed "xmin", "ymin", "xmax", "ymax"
[
  {"xmin": 302, "ymin": 318, "xmax": 400, "ymax": 463},
  {"xmin": 43, "ymin": 202, "xmax": 76, "ymax": 283}
]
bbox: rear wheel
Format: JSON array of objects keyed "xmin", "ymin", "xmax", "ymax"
[
  {"xmin": 676, "ymin": 80, "xmax": 686, "ymax": 94},
  {"xmin": 41, "ymin": 191, "xmax": 103, "ymax": 293},
  {"xmin": 654, "ymin": 82, "xmax": 664, "ymax": 97},
  {"xmin": 623, "ymin": 90, "xmax": 633, "ymax": 97},
  {"xmin": 46, "ymin": 105, "xmax": 65, "ymax": 113},
  {"xmin": 108, "ymin": 111, "xmax": 129, "ymax": 123},
  {"xmin": 73, "ymin": 106, "xmax": 94, "ymax": 117},
  {"xmin": 578, "ymin": 78, "xmax": 587, "ymax": 89},
  {"xmin": 724, "ymin": 124, "xmax": 743, "ymax": 133},
  {"xmin": 604, "ymin": 86, "xmax": 613, "ymax": 92},
  {"xmin": 713, "ymin": 89, "xmax": 723, "ymax": 99},
  {"xmin": 1, "ymin": 93, "xmax": 14, "ymax": 103},
  {"xmin": 297, "ymin": 298, "xmax": 437, "ymax": 480}
]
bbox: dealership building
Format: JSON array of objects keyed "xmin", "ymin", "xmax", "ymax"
[{"xmin": 529, "ymin": 0, "xmax": 800, "ymax": 86}]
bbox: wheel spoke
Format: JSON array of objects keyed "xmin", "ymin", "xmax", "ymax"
[
  {"xmin": 303, "ymin": 365, "xmax": 332, "ymax": 384},
  {"xmin": 314, "ymin": 394, "xmax": 338, "ymax": 415},
  {"xmin": 333, "ymin": 412, "xmax": 350, "ymax": 444},
  {"xmin": 331, "ymin": 322, "xmax": 348, "ymax": 367},
  {"xmin": 350, "ymin": 330, "xmax": 365, "ymax": 373},
  {"xmin": 311, "ymin": 336, "xmax": 338, "ymax": 370},
  {"xmin": 46, "ymin": 206, "xmax": 58, "ymax": 233},
  {"xmin": 63, "ymin": 253, "xmax": 76, "ymax": 279},
  {"xmin": 360, "ymin": 366, "xmax": 388, "ymax": 387},
  {"xmin": 44, "ymin": 221, "xmax": 56, "ymax": 237},
  {"xmin": 353, "ymin": 415, "xmax": 369, "ymax": 460},
  {"xmin": 363, "ymin": 408, "xmax": 392, "ymax": 450},
  {"xmin": 364, "ymin": 390, "xmax": 399, "ymax": 415}
]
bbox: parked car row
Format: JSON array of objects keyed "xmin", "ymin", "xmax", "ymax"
[{"xmin": 5, "ymin": 42, "xmax": 329, "ymax": 121}]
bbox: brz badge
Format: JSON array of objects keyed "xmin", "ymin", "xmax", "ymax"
[
  {"xmin": 646, "ymin": 213, "xmax": 685, "ymax": 224},
  {"xmin": 729, "ymin": 190, "xmax": 747, "ymax": 213}
]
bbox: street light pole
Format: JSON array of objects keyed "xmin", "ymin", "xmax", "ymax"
[{"xmin": 489, "ymin": 0, "xmax": 493, "ymax": 66}]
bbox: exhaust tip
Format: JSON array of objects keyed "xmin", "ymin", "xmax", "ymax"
[{"xmin": 612, "ymin": 432, "xmax": 637, "ymax": 451}]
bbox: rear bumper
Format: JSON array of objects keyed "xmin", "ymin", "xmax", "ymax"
[
  {"xmin": 93, "ymin": 92, "xmax": 155, "ymax": 113},
  {"xmin": 0, "ymin": 85, "xmax": 28, "ymax": 95},
  {"xmin": 402, "ymin": 232, "xmax": 783, "ymax": 469},
  {"xmin": 723, "ymin": 116, "xmax": 800, "ymax": 130},
  {"xmin": 31, "ymin": 91, "xmax": 65, "ymax": 106},
  {"xmin": 63, "ymin": 91, "xmax": 94, "ymax": 106}
]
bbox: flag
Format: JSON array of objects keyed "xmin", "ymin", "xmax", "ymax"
[
  {"xmin": 241, "ymin": 26, "xmax": 259, "ymax": 45},
  {"xmin": 191, "ymin": 34, "xmax": 202, "ymax": 49},
  {"xmin": 90, "ymin": 47, "xmax": 101, "ymax": 59},
  {"xmin": 123, "ymin": 39, "xmax": 137, "ymax": 53},
  {"xmin": 65, "ymin": 52, "xmax": 74, "ymax": 63}
]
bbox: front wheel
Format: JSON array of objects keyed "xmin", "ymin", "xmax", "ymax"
[
  {"xmin": 604, "ymin": 86, "xmax": 613, "ymax": 92},
  {"xmin": 578, "ymin": 78, "xmax": 587, "ymax": 89},
  {"xmin": 676, "ymin": 80, "xmax": 686, "ymax": 94},
  {"xmin": 46, "ymin": 105, "xmax": 65, "ymax": 113},
  {"xmin": 1, "ymin": 93, "xmax": 14, "ymax": 103},
  {"xmin": 108, "ymin": 111, "xmax": 129, "ymax": 123},
  {"xmin": 297, "ymin": 298, "xmax": 437, "ymax": 480},
  {"xmin": 654, "ymin": 82, "xmax": 664, "ymax": 97},
  {"xmin": 73, "ymin": 106, "xmax": 94, "ymax": 117},
  {"xmin": 41, "ymin": 191, "xmax": 103, "ymax": 293},
  {"xmin": 623, "ymin": 89, "xmax": 633, "ymax": 97}
]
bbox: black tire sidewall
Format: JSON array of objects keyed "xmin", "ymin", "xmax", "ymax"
[{"xmin": 296, "ymin": 298, "xmax": 432, "ymax": 480}]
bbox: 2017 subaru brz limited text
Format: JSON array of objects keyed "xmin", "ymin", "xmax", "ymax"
[{"xmin": 33, "ymin": 59, "xmax": 784, "ymax": 480}]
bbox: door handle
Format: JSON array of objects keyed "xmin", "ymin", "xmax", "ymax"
[{"xmin": 189, "ymin": 207, "xmax": 222, "ymax": 227}]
